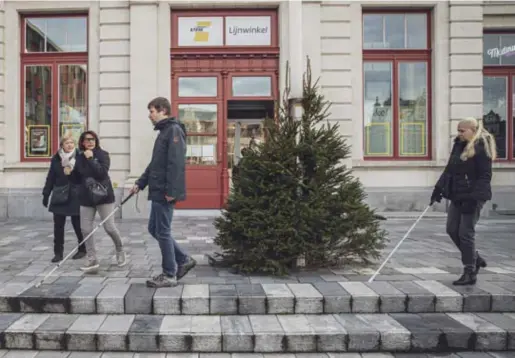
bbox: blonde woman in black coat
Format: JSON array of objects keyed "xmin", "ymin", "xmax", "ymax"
[{"xmin": 42, "ymin": 135, "xmax": 86, "ymax": 263}]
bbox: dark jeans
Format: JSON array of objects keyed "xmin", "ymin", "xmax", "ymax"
[
  {"xmin": 148, "ymin": 200, "xmax": 188, "ymax": 277},
  {"xmin": 446, "ymin": 201, "xmax": 484, "ymax": 270},
  {"xmin": 53, "ymin": 214, "xmax": 85, "ymax": 256}
]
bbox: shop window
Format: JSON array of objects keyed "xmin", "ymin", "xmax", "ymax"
[
  {"xmin": 362, "ymin": 11, "xmax": 431, "ymax": 159},
  {"xmin": 178, "ymin": 104, "xmax": 218, "ymax": 165},
  {"xmin": 178, "ymin": 77, "xmax": 218, "ymax": 97},
  {"xmin": 21, "ymin": 14, "xmax": 88, "ymax": 161},
  {"xmin": 483, "ymin": 32, "xmax": 515, "ymax": 160},
  {"xmin": 232, "ymin": 76, "xmax": 272, "ymax": 97}
]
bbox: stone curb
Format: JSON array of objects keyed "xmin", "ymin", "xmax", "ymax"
[
  {"xmin": 1, "ymin": 280, "xmax": 514, "ymax": 315},
  {"xmin": 0, "ymin": 312, "xmax": 515, "ymax": 353}
]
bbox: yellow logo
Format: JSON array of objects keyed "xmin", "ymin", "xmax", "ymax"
[{"xmin": 192, "ymin": 21, "xmax": 211, "ymax": 42}]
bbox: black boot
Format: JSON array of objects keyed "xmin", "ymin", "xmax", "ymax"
[
  {"xmin": 453, "ymin": 268, "xmax": 477, "ymax": 286},
  {"xmin": 72, "ymin": 251, "xmax": 86, "ymax": 260},
  {"xmin": 476, "ymin": 252, "xmax": 487, "ymax": 274},
  {"xmin": 51, "ymin": 254, "xmax": 63, "ymax": 263}
]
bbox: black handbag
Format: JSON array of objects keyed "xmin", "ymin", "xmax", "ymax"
[
  {"xmin": 50, "ymin": 184, "xmax": 70, "ymax": 205},
  {"xmin": 85, "ymin": 177, "xmax": 108, "ymax": 205}
]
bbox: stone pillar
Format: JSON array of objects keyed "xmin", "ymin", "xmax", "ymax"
[{"xmin": 288, "ymin": 0, "xmax": 303, "ymax": 99}]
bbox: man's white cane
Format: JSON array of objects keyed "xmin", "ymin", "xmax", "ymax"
[{"xmin": 368, "ymin": 205, "xmax": 432, "ymax": 283}]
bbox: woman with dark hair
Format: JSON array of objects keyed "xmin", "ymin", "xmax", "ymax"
[
  {"xmin": 75, "ymin": 130, "xmax": 127, "ymax": 273},
  {"xmin": 42, "ymin": 135, "xmax": 86, "ymax": 263}
]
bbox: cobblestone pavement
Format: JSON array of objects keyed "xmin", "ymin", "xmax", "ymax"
[{"xmin": 0, "ymin": 216, "xmax": 514, "ymax": 285}]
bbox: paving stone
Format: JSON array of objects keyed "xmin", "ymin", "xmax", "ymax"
[
  {"xmin": 366, "ymin": 282, "xmax": 407, "ymax": 313},
  {"xmin": 159, "ymin": 316, "xmax": 192, "ymax": 352},
  {"xmin": 415, "ymin": 281, "xmax": 462, "ymax": 312},
  {"xmin": 128, "ymin": 315, "xmax": 164, "ymax": 352},
  {"xmin": 249, "ymin": 315, "xmax": 285, "ymax": 353},
  {"xmin": 69, "ymin": 284, "xmax": 105, "ymax": 314},
  {"xmin": 339, "ymin": 282, "xmax": 379, "ymax": 313},
  {"xmin": 18, "ymin": 284, "xmax": 78, "ymax": 313},
  {"xmin": 0, "ymin": 284, "xmax": 30, "ymax": 313},
  {"xmin": 125, "ymin": 285, "xmax": 156, "ymax": 314},
  {"xmin": 440, "ymin": 282, "xmax": 491, "ymax": 312},
  {"xmin": 333, "ymin": 314, "xmax": 380, "ymax": 351},
  {"xmin": 277, "ymin": 315, "xmax": 316, "ymax": 352},
  {"xmin": 419, "ymin": 313, "xmax": 474, "ymax": 351},
  {"xmin": 448, "ymin": 313, "xmax": 507, "ymax": 351},
  {"xmin": 221, "ymin": 316, "xmax": 254, "ymax": 352},
  {"xmin": 191, "ymin": 316, "xmax": 222, "ymax": 352},
  {"xmin": 262, "ymin": 284, "xmax": 294, "ymax": 314},
  {"xmin": 97, "ymin": 314, "xmax": 135, "ymax": 351},
  {"xmin": 236, "ymin": 285, "xmax": 266, "ymax": 315},
  {"xmin": 358, "ymin": 314, "xmax": 411, "ymax": 351},
  {"xmin": 33, "ymin": 313, "xmax": 78, "ymax": 350},
  {"xmin": 153, "ymin": 286, "xmax": 183, "ymax": 315},
  {"xmin": 388, "ymin": 282, "xmax": 435, "ymax": 313},
  {"xmin": 312, "ymin": 282, "xmax": 351, "ymax": 313},
  {"xmin": 476, "ymin": 281, "xmax": 515, "ymax": 312},
  {"xmin": 210, "ymin": 285, "xmax": 238, "ymax": 315},
  {"xmin": 96, "ymin": 284, "xmax": 131, "ymax": 314},
  {"xmin": 390, "ymin": 313, "xmax": 442, "ymax": 352},
  {"xmin": 0, "ymin": 313, "xmax": 23, "ymax": 349},
  {"xmin": 4, "ymin": 313, "xmax": 50, "ymax": 349},
  {"xmin": 68, "ymin": 353, "xmax": 102, "ymax": 358},
  {"xmin": 182, "ymin": 285, "xmax": 210, "ymax": 315},
  {"xmin": 305, "ymin": 314, "xmax": 346, "ymax": 352},
  {"xmin": 476, "ymin": 313, "xmax": 515, "ymax": 350},
  {"xmin": 287, "ymin": 284, "xmax": 323, "ymax": 314},
  {"xmin": 33, "ymin": 352, "xmax": 70, "ymax": 358},
  {"xmin": 65, "ymin": 314, "xmax": 107, "ymax": 351}
]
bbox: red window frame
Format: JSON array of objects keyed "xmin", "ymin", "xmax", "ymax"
[
  {"xmin": 20, "ymin": 13, "xmax": 89, "ymax": 162},
  {"xmin": 362, "ymin": 9, "xmax": 432, "ymax": 161},
  {"xmin": 483, "ymin": 29, "xmax": 515, "ymax": 161}
]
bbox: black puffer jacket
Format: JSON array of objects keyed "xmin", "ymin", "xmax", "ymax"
[
  {"xmin": 436, "ymin": 137, "xmax": 492, "ymax": 203},
  {"xmin": 42, "ymin": 150, "xmax": 81, "ymax": 216},
  {"xmin": 136, "ymin": 117, "xmax": 187, "ymax": 202},
  {"xmin": 75, "ymin": 148, "xmax": 116, "ymax": 207}
]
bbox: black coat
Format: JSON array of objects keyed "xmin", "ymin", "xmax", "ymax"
[
  {"xmin": 136, "ymin": 118, "xmax": 187, "ymax": 202},
  {"xmin": 75, "ymin": 148, "xmax": 116, "ymax": 207},
  {"xmin": 436, "ymin": 137, "xmax": 493, "ymax": 204},
  {"xmin": 42, "ymin": 151, "xmax": 81, "ymax": 216}
]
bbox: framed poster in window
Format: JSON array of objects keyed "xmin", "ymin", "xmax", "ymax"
[
  {"xmin": 27, "ymin": 124, "xmax": 51, "ymax": 157},
  {"xmin": 60, "ymin": 123, "xmax": 85, "ymax": 145}
]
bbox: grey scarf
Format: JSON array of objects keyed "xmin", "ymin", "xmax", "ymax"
[{"xmin": 58, "ymin": 148, "xmax": 76, "ymax": 171}]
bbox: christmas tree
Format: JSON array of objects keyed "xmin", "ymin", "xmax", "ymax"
[{"xmin": 214, "ymin": 59, "xmax": 387, "ymax": 275}]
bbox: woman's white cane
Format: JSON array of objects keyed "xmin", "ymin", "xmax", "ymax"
[
  {"xmin": 368, "ymin": 204, "xmax": 432, "ymax": 283},
  {"xmin": 34, "ymin": 192, "xmax": 135, "ymax": 288}
]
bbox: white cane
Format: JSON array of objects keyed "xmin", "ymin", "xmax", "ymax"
[{"xmin": 368, "ymin": 205, "xmax": 431, "ymax": 283}]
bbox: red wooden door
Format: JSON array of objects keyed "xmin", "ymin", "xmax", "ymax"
[{"xmin": 172, "ymin": 73, "xmax": 225, "ymax": 208}]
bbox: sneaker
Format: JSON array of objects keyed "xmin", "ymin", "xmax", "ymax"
[
  {"xmin": 116, "ymin": 251, "xmax": 127, "ymax": 267},
  {"xmin": 72, "ymin": 251, "xmax": 86, "ymax": 260},
  {"xmin": 146, "ymin": 273, "xmax": 177, "ymax": 288},
  {"xmin": 80, "ymin": 259, "xmax": 100, "ymax": 273},
  {"xmin": 177, "ymin": 257, "xmax": 197, "ymax": 280}
]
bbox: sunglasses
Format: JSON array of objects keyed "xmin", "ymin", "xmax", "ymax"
[{"xmin": 84, "ymin": 137, "xmax": 96, "ymax": 142}]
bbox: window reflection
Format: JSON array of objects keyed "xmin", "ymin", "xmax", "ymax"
[
  {"xmin": 363, "ymin": 62, "xmax": 392, "ymax": 156},
  {"xmin": 178, "ymin": 77, "xmax": 217, "ymax": 97},
  {"xmin": 59, "ymin": 65, "xmax": 87, "ymax": 144},
  {"xmin": 398, "ymin": 62, "xmax": 427, "ymax": 156},
  {"xmin": 483, "ymin": 76, "xmax": 507, "ymax": 159},
  {"xmin": 227, "ymin": 120, "xmax": 263, "ymax": 169},
  {"xmin": 363, "ymin": 14, "xmax": 427, "ymax": 49},
  {"xmin": 25, "ymin": 17, "xmax": 87, "ymax": 53},
  {"xmin": 232, "ymin": 77, "xmax": 271, "ymax": 97},
  {"xmin": 186, "ymin": 136, "xmax": 217, "ymax": 165},
  {"xmin": 178, "ymin": 104, "xmax": 217, "ymax": 134},
  {"xmin": 25, "ymin": 66, "xmax": 52, "ymax": 157}
]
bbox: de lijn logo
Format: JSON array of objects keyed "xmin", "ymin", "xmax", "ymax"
[
  {"xmin": 228, "ymin": 24, "xmax": 268, "ymax": 35},
  {"xmin": 191, "ymin": 21, "xmax": 212, "ymax": 42}
]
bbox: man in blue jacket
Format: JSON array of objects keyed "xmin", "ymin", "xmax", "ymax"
[{"xmin": 130, "ymin": 97, "xmax": 196, "ymax": 287}]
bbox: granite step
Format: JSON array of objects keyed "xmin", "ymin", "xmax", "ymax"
[
  {"xmin": 1, "ymin": 280, "xmax": 515, "ymax": 315},
  {"xmin": 1, "ymin": 312, "xmax": 515, "ymax": 353}
]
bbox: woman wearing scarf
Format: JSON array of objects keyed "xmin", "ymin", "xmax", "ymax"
[{"xmin": 42, "ymin": 135, "xmax": 86, "ymax": 263}]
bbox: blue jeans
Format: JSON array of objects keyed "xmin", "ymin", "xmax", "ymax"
[{"xmin": 148, "ymin": 200, "xmax": 188, "ymax": 276}]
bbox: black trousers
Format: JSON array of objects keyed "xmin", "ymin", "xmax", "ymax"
[
  {"xmin": 445, "ymin": 201, "xmax": 483, "ymax": 270},
  {"xmin": 53, "ymin": 214, "xmax": 86, "ymax": 256}
]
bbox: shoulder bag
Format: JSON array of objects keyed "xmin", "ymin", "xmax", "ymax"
[
  {"xmin": 50, "ymin": 184, "xmax": 70, "ymax": 205},
  {"xmin": 85, "ymin": 177, "xmax": 108, "ymax": 205}
]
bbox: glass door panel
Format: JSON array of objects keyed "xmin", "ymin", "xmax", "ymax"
[{"xmin": 483, "ymin": 76, "xmax": 507, "ymax": 159}]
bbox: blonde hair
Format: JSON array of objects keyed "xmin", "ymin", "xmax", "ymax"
[
  {"xmin": 459, "ymin": 117, "xmax": 497, "ymax": 161},
  {"xmin": 59, "ymin": 134, "xmax": 75, "ymax": 148}
]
